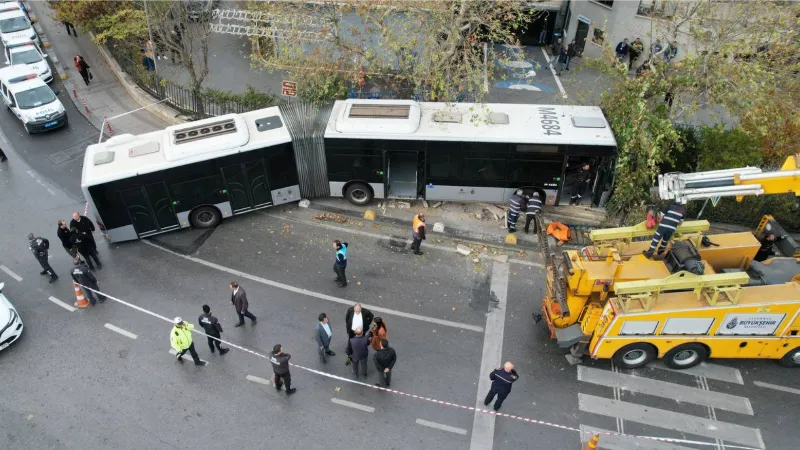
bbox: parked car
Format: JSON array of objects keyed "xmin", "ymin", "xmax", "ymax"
[{"xmin": 0, "ymin": 282, "xmax": 24, "ymax": 351}]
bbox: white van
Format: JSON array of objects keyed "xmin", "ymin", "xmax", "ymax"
[
  {"xmin": 0, "ymin": 65, "xmax": 66, "ymax": 133},
  {"xmin": 0, "ymin": 2, "xmax": 36, "ymax": 48},
  {"xmin": 4, "ymin": 40, "xmax": 51, "ymax": 83}
]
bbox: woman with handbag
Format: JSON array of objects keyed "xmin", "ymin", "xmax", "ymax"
[
  {"xmin": 369, "ymin": 317, "xmax": 387, "ymax": 351},
  {"xmin": 74, "ymin": 55, "xmax": 92, "ymax": 86}
]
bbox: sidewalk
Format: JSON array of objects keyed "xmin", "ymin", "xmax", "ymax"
[{"xmin": 28, "ymin": 1, "xmax": 173, "ymax": 137}]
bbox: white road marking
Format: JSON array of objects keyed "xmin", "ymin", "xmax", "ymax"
[
  {"xmin": 651, "ymin": 361, "xmax": 744, "ymax": 385},
  {"xmin": 753, "ymin": 380, "xmax": 800, "ymax": 396},
  {"xmin": 142, "ymin": 240, "xmax": 485, "ymax": 333},
  {"xmin": 168, "ymin": 348, "xmax": 208, "ymax": 364},
  {"xmin": 416, "ymin": 418, "xmax": 468, "ymax": 436},
  {"xmin": 0, "ymin": 265, "xmax": 23, "ymax": 282},
  {"xmin": 246, "ymin": 375, "xmax": 272, "ymax": 386},
  {"xmin": 104, "ymin": 323, "xmax": 138, "ymax": 340},
  {"xmin": 262, "ymin": 212, "xmax": 544, "ymax": 268},
  {"xmin": 540, "ymin": 47, "xmax": 567, "ymax": 98},
  {"xmin": 579, "ymin": 425, "xmax": 698, "ymax": 450},
  {"xmin": 469, "ymin": 261, "xmax": 509, "ymax": 450},
  {"xmin": 48, "ymin": 296, "xmax": 76, "ymax": 312},
  {"xmin": 330, "ymin": 398, "xmax": 375, "ymax": 413},
  {"xmin": 578, "ymin": 394, "xmax": 765, "ymax": 449},
  {"xmin": 578, "ymin": 366, "xmax": 753, "ymax": 415},
  {"xmin": 26, "ymin": 169, "xmax": 57, "ymax": 196}
]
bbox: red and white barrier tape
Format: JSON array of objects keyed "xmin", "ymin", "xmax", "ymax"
[{"xmin": 75, "ymin": 284, "xmax": 762, "ymax": 450}]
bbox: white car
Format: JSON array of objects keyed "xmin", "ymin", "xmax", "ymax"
[
  {"xmin": 0, "ymin": 2, "xmax": 36, "ymax": 48},
  {"xmin": 0, "ymin": 64, "xmax": 67, "ymax": 133},
  {"xmin": 0, "ymin": 282, "xmax": 23, "ymax": 351},
  {"xmin": 4, "ymin": 40, "xmax": 51, "ymax": 83}
]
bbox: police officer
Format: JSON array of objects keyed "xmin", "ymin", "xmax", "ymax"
[
  {"xmin": 483, "ymin": 361, "xmax": 519, "ymax": 411},
  {"xmin": 170, "ymin": 318, "xmax": 205, "ymax": 366},
  {"xmin": 507, "ymin": 190, "xmax": 523, "ymax": 232},
  {"xmin": 644, "ymin": 202, "xmax": 686, "ymax": 259},
  {"xmin": 569, "ymin": 162, "xmax": 592, "ymax": 205},
  {"xmin": 199, "ymin": 304, "xmax": 229, "ymax": 355},
  {"xmin": 28, "ymin": 233, "xmax": 58, "ymax": 283},
  {"xmin": 270, "ymin": 344, "xmax": 296, "ymax": 395},
  {"xmin": 410, "ymin": 213, "xmax": 426, "ymax": 255},
  {"xmin": 333, "ymin": 240, "xmax": 348, "ymax": 287},
  {"xmin": 523, "ymin": 192, "xmax": 543, "ymax": 234},
  {"xmin": 71, "ymin": 258, "xmax": 104, "ymax": 306}
]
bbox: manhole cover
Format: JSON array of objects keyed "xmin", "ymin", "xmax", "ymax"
[{"xmin": 389, "ymin": 235, "xmax": 407, "ymax": 248}]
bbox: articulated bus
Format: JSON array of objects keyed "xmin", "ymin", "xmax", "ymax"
[{"xmin": 81, "ymin": 100, "xmax": 617, "ymax": 243}]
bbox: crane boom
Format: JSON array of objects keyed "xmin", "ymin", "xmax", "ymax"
[{"xmin": 658, "ymin": 154, "xmax": 800, "ymax": 203}]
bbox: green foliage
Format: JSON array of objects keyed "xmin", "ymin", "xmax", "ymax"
[
  {"xmin": 696, "ymin": 125, "xmax": 762, "ymax": 171},
  {"xmin": 201, "ymin": 86, "xmax": 279, "ymax": 111},
  {"xmin": 48, "ymin": 0, "xmax": 146, "ymax": 43},
  {"xmin": 687, "ymin": 195, "xmax": 800, "ymax": 231},
  {"xmin": 92, "ymin": 9, "xmax": 147, "ymax": 43},
  {"xmin": 297, "ymin": 73, "xmax": 348, "ymax": 103}
]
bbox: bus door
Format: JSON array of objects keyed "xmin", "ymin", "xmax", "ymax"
[
  {"xmin": 119, "ymin": 182, "xmax": 180, "ymax": 237},
  {"xmin": 385, "ymin": 151, "xmax": 420, "ymax": 200},
  {"xmin": 222, "ymin": 160, "xmax": 272, "ymax": 214}
]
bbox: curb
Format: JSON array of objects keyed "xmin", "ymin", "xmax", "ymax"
[
  {"xmin": 88, "ymin": 32, "xmax": 187, "ymax": 126},
  {"xmin": 302, "ymin": 202, "xmax": 541, "ymax": 252}
]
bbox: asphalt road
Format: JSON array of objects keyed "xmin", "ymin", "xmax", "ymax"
[{"xmin": 1, "ymin": 81, "xmax": 799, "ymax": 449}]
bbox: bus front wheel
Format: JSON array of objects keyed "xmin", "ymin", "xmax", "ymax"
[
  {"xmin": 190, "ymin": 206, "xmax": 221, "ymax": 229},
  {"xmin": 345, "ymin": 183, "xmax": 373, "ymax": 206},
  {"xmin": 663, "ymin": 343, "xmax": 708, "ymax": 369},
  {"xmin": 612, "ymin": 343, "xmax": 657, "ymax": 369},
  {"xmin": 779, "ymin": 346, "xmax": 800, "ymax": 368}
]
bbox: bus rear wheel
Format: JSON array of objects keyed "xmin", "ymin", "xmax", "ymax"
[
  {"xmin": 779, "ymin": 346, "xmax": 800, "ymax": 368},
  {"xmin": 663, "ymin": 343, "xmax": 708, "ymax": 369},
  {"xmin": 612, "ymin": 343, "xmax": 657, "ymax": 369},
  {"xmin": 345, "ymin": 183, "xmax": 372, "ymax": 206},
  {"xmin": 190, "ymin": 206, "xmax": 221, "ymax": 229}
]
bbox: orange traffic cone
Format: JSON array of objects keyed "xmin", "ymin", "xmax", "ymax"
[
  {"xmin": 583, "ymin": 434, "xmax": 600, "ymax": 450},
  {"xmin": 73, "ymin": 282, "xmax": 89, "ymax": 308}
]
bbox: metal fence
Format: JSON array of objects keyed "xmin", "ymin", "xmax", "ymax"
[{"xmin": 107, "ymin": 41, "xmax": 276, "ymax": 119}]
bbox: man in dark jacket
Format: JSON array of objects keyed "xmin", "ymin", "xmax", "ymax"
[
  {"xmin": 345, "ymin": 303, "xmax": 374, "ymax": 340},
  {"xmin": 615, "ymin": 38, "xmax": 630, "ymax": 62},
  {"xmin": 483, "ymin": 361, "xmax": 519, "ymax": 411},
  {"xmin": 373, "ymin": 339, "xmax": 397, "ymax": 387},
  {"xmin": 333, "ymin": 240, "xmax": 348, "ymax": 287},
  {"xmin": 71, "ymin": 258, "xmax": 104, "ymax": 305},
  {"xmin": 523, "ymin": 192, "xmax": 543, "ymax": 234},
  {"xmin": 70, "ymin": 212, "xmax": 97, "ymax": 250},
  {"xmin": 507, "ymin": 190, "xmax": 523, "ymax": 232},
  {"xmin": 70, "ymin": 227, "xmax": 101, "ymax": 270},
  {"xmin": 28, "ymin": 233, "xmax": 57, "ymax": 283},
  {"xmin": 270, "ymin": 344, "xmax": 295, "ymax": 395},
  {"xmin": 569, "ymin": 162, "xmax": 592, "ymax": 205},
  {"xmin": 57, "ymin": 220, "xmax": 76, "ymax": 257},
  {"xmin": 346, "ymin": 328, "xmax": 370, "ymax": 378},
  {"xmin": 199, "ymin": 304, "xmax": 229, "ymax": 355},
  {"xmin": 643, "ymin": 203, "xmax": 686, "ymax": 259},
  {"xmin": 315, "ymin": 313, "xmax": 335, "ymax": 363},
  {"xmin": 230, "ymin": 281, "xmax": 257, "ymax": 327},
  {"xmin": 629, "ymin": 37, "xmax": 644, "ymax": 70}
]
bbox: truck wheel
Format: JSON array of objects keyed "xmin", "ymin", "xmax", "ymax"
[
  {"xmin": 345, "ymin": 183, "xmax": 372, "ymax": 206},
  {"xmin": 779, "ymin": 346, "xmax": 800, "ymax": 368},
  {"xmin": 612, "ymin": 343, "xmax": 657, "ymax": 369},
  {"xmin": 190, "ymin": 206, "xmax": 221, "ymax": 229},
  {"xmin": 663, "ymin": 343, "xmax": 708, "ymax": 369}
]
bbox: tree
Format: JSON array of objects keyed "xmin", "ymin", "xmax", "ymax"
[
  {"xmin": 217, "ymin": 0, "xmax": 539, "ymax": 102},
  {"xmin": 147, "ymin": 1, "xmax": 214, "ymax": 116},
  {"xmin": 580, "ymin": 0, "xmax": 800, "ymax": 223},
  {"xmin": 48, "ymin": 0, "xmax": 147, "ymax": 43}
]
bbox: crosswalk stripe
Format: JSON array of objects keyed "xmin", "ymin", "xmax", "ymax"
[
  {"xmin": 650, "ymin": 361, "xmax": 743, "ymax": 385},
  {"xmin": 578, "ymin": 394, "xmax": 764, "ymax": 449},
  {"xmin": 578, "ymin": 366, "xmax": 753, "ymax": 415},
  {"xmin": 168, "ymin": 349, "xmax": 208, "ymax": 364},
  {"xmin": 579, "ymin": 425, "xmax": 697, "ymax": 450}
]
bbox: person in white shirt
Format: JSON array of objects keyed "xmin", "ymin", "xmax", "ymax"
[
  {"xmin": 345, "ymin": 304, "xmax": 374, "ymax": 340},
  {"xmin": 315, "ymin": 313, "xmax": 336, "ymax": 363}
]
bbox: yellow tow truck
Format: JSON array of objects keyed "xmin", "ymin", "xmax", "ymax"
[{"xmin": 533, "ymin": 155, "xmax": 800, "ymax": 366}]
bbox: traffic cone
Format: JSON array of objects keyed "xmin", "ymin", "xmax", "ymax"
[
  {"xmin": 73, "ymin": 282, "xmax": 89, "ymax": 308},
  {"xmin": 583, "ymin": 434, "xmax": 600, "ymax": 450}
]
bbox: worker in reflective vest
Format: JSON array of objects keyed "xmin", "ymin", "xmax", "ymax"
[
  {"xmin": 333, "ymin": 239, "xmax": 349, "ymax": 287},
  {"xmin": 644, "ymin": 203, "xmax": 686, "ymax": 259},
  {"xmin": 507, "ymin": 190, "xmax": 524, "ymax": 232},
  {"xmin": 411, "ymin": 213, "xmax": 426, "ymax": 255},
  {"xmin": 523, "ymin": 192, "xmax": 543, "ymax": 234}
]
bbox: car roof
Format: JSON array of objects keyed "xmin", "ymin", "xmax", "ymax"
[
  {"xmin": 0, "ymin": 8, "xmax": 25, "ymax": 19},
  {"xmin": 9, "ymin": 43, "xmax": 37, "ymax": 53},
  {"xmin": 0, "ymin": 64, "xmax": 45, "ymax": 92}
]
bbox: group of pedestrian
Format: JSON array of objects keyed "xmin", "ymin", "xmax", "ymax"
[
  {"xmin": 506, "ymin": 190, "xmax": 542, "ymax": 234},
  {"xmin": 338, "ymin": 304, "xmax": 397, "ymax": 387},
  {"xmin": 28, "ymin": 212, "xmax": 101, "ymax": 286},
  {"xmin": 550, "ymin": 38, "xmax": 577, "ymax": 75}
]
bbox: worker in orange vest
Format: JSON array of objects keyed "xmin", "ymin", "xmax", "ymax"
[{"xmin": 411, "ymin": 213, "xmax": 427, "ymax": 255}]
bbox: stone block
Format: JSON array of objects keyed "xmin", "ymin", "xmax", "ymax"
[
  {"xmin": 363, "ymin": 210, "xmax": 376, "ymax": 221},
  {"xmin": 432, "ymin": 222, "xmax": 445, "ymax": 233},
  {"xmin": 422, "ymin": 200, "xmax": 429, "ymax": 208},
  {"xmin": 396, "ymin": 201, "xmax": 411, "ymax": 209},
  {"xmin": 456, "ymin": 244, "xmax": 471, "ymax": 256},
  {"xmin": 298, "ymin": 199, "xmax": 310, "ymax": 208}
]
